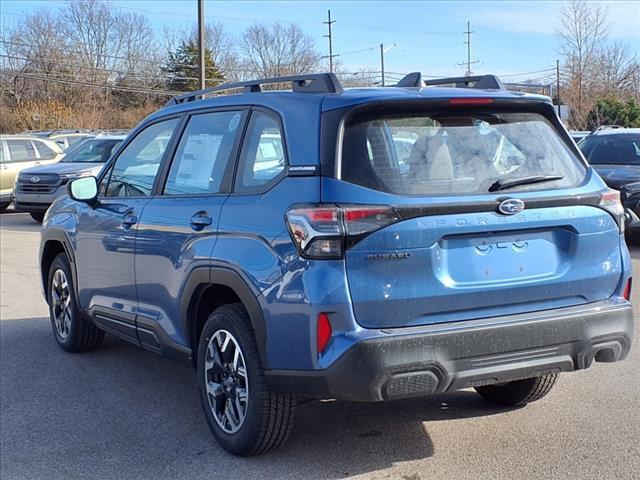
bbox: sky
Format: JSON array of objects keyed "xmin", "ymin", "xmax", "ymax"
[{"xmin": 1, "ymin": 0, "xmax": 639, "ymax": 84}]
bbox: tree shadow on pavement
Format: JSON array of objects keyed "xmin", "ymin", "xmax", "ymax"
[{"xmin": 0, "ymin": 316, "xmax": 514, "ymax": 480}]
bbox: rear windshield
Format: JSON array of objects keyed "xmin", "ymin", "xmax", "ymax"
[
  {"xmin": 341, "ymin": 111, "xmax": 586, "ymax": 195},
  {"xmin": 579, "ymin": 133, "xmax": 640, "ymax": 165}
]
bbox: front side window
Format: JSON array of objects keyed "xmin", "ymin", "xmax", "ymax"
[
  {"xmin": 164, "ymin": 111, "xmax": 243, "ymax": 195},
  {"xmin": 341, "ymin": 111, "xmax": 585, "ymax": 196},
  {"xmin": 579, "ymin": 134, "xmax": 640, "ymax": 165},
  {"xmin": 6, "ymin": 139, "xmax": 36, "ymax": 162},
  {"xmin": 105, "ymin": 119, "xmax": 179, "ymax": 197},
  {"xmin": 235, "ymin": 111, "xmax": 286, "ymax": 193}
]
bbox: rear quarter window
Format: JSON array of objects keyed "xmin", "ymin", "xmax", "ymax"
[{"xmin": 341, "ymin": 111, "xmax": 585, "ymax": 196}]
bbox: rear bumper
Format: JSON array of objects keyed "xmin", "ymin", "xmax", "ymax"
[{"xmin": 266, "ymin": 298, "xmax": 634, "ymax": 401}]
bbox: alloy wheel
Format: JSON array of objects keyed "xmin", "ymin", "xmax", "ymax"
[
  {"xmin": 51, "ymin": 269, "xmax": 72, "ymax": 338},
  {"xmin": 204, "ymin": 329, "xmax": 249, "ymax": 434}
]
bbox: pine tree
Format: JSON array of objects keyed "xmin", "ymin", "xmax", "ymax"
[{"xmin": 163, "ymin": 40, "xmax": 224, "ymax": 92}]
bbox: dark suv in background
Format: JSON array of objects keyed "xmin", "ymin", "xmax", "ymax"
[
  {"xmin": 579, "ymin": 127, "xmax": 640, "ymax": 234},
  {"xmin": 40, "ymin": 73, "xmax": 633, "ymax": 456}
]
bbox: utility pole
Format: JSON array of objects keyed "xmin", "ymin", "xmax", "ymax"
[
  {"xmin": 464, "ymin": 21, "xmax": 474, "ymax": 76},
  {"xmin": 197, "ymin": 0, "xmax": 205, "ymax": 89},
  {"xmin": 556, "ymin": 59, "xmax": 561, "ymax": 106},
  {"xmin": 457, "ymin": 21, "xmax": 479, "ymax": 76},
  {"xmin": 380, "ymin": 43, "xmax": 385, "ymax": 86},
  {"xmin": 323, "ymin": 10, "xmax": 337, "ymax": 73}
]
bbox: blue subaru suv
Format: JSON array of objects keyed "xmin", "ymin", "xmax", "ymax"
[{"xmin": 40, "ymin": 72, "xmax": 634, "ymax": 456}]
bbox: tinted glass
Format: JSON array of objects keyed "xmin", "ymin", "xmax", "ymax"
[
  {"xmin": 165, "ymin": 111, "xmax": 243, "ymax": 195},
  {"xmin": 62, "ymin": 139, "xmax": 121, "ymax": 163},
  {"xmin": 105, "ymin": 119, "xmax": 178, "ymax": 197},
  {"xmin": 0, "ymin": 142, "xmax": 5, "ymax": 163},
  {"xmin": 33, "ymin": 140, "xmax": 56, "ymax": 159},
  {"xmin": 235, "ymin": 112, "xmax": 286, "ymax": 193},
  {"xmin": 6, "ymin": 139, "xmax": 36, "ymax": 162},
  {"xmin": 579, "ymin": 134, "xmax": 640, "ymax": 165},
  {"xmin": 341, "ymin": 111, "xmax": 585, "ymax": 195}
]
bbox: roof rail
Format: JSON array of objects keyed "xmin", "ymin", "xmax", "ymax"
[
  {"xmin": 395, "ymin": 72, "xmax": 505, "ymax": 90},
  {"xmin": 165, "ymin": 72, "xmax": 343, "ymax": 106}
]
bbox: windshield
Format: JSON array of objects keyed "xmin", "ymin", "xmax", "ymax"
[
  {"xmin": 341, "ymin": 110, "xmax": 586, "ymax": 196},
  {"xmin": 61, "ymin": 139, "xmax": 122, "ymax": 163},
  {"xmin": 579, "ymin": 133, "xmax": 640, "ymax": 165}
]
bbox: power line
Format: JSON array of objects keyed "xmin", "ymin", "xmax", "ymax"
[
  {"xmin": 0, "ymin": 53, "xmax": 228, "ymax": 82},
  {"xmin": 0, "ymin": 70, "xmax": 183, "ymax": 95}
]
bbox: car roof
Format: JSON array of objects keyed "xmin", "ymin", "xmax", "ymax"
[
  {"xmin": 0, "ymin": 134, "xmax": 61, "ymax": 142},
  {"xmin": 88, "ymin": 134, "xmax": 127, "ymax": 140},
  {"xmin": 591, "ymin": 128, "xmax": 640, "ymax": 136},
  {"xmin": 155, "ymin": 85, "xmax": 551, "ymax": 121}
]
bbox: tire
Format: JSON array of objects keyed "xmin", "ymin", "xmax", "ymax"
[
  {"xmin": 475, "ymin": 373, "xmax": 558, "ymax": 407},
  {"xmin": 0, "ymin": 202, "xmax": 9, "ymax": 213},
  {"xmin": 47, "ymin": 253, "xmax": 104, "ymax": 352},
  {"xmin": 30, "ymin": 212, "xmax": 45, "ymax": 223},
  {"xmin": 197, "ymin": 303, "xmax": 296, "ymax": 456}
]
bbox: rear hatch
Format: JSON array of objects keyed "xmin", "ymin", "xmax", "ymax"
[{"xmin": 322, "ymin": 102, "xmax": 623, "ymax": 329}]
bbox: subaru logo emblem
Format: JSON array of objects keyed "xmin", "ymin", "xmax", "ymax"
[
  {"xmin": 498, "ymin": 198, "xmax": 525, "ymax": 215},
  {"xmin": 30, "ymin": 176, "xmax": 40, "ymax": 183}
]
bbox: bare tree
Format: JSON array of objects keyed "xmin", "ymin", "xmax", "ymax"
[
  {"xmin": 240, "ymin": 23, "xmax": 321, "ymax": 79},
  {"xmin": 557, "ymin": 0, "xmax": 610, "ymax": 128},
  {"xmin": 595, "ymin": 42, "xmax": 639, "ymax": 94}
]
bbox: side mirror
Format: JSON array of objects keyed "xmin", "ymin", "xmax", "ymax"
[{"xmin": 68, "ymin": 176, "xmax": 98, "ymax": 205}]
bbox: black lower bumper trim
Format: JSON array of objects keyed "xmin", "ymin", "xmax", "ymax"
[{"xmin": 266, "ymin": 299, "xmax": 634, "ymax": 402}]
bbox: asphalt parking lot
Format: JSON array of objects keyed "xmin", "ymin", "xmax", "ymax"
[{"xmin": 1, "ymin": 209, "xmax": 639, "ymax": 480}]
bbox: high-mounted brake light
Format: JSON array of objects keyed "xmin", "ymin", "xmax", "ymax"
[
  {"xmin": 285, "ymin": 204, "xmax": 398, "ymax": 259},
  {"xmin": 448, "ymin": 97, "xmax": 494, "ymax": 105},
  {"xmin": 598, "ymin": 189, "xmax": 625, "ymax": 234},
  {"xmin": 317, "ymin": 313, "xmax": 332, "ymax": 354}
]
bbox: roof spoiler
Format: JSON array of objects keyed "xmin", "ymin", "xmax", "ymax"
[
  {"xmin": 165, "ymin": 73, "xmax": 344, "ymax": 107},
  {"xmin": 396, "ymin": 72, "xmax": 505, "ymax": 90}
]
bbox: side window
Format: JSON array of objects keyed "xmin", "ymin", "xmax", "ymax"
[
  {"xmin": 6, "ymin": 139, "xmax": 36, "ymax": 162},
  {"xmin": 164, "ymin": 111, "xmax": 243, "ymax": 195},
  {"xmin": 33, "ymin": 141, "xmax": 56, "ymax": 160},
  {"xmin": 0, "ymin": 142, "xmax": 5, "ymax": 163},
  {"xmin": 105, "ymin": 118, "xmax": 179, "ymax": 197},
  {"xmin": 235, "ymin": 111, "xmax": 286, "ymax": 193}
]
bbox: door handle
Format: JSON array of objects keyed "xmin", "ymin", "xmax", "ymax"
[
  {"xmin": 34, "ymin": 162, "xmax": 41, "ymax": 165},
  {"xmin": 121, "ymin": 211, "xmax": 138, "ymax": 228},
  {"xmin": 190, "ymin": 211, "xmax": 212, "ymax": 230}
]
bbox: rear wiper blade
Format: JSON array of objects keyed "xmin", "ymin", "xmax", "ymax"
[{"xmin": 489, "ymin": 175, "xmax": 564, "ymax": 192}]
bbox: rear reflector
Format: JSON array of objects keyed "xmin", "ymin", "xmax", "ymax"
[
  {"xmin": 623, "ymin": 278, "xmax": 632, "ymax": 301},
  {"xmin": 448, "ymin": 98, "xmax": 494, "ymax": 105},
  {"xmin": 317, "ymin": 313, "xmax": 332, "ymax": 354}
]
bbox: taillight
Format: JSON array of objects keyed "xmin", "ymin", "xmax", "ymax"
[
  {"xmin": 285, "ymin": 204, "xmax": 398, "ymax": 259},
  {"xmin": 316, "ymin": 313, "xmax": 332, "ymax": 354},
  {"xmin": 598, "ymin": 189, "xmax": 625, "ymax": 234},
  {"xmin": 623, "ymin": 278, "xmax": 632, "ymax": 301}
]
